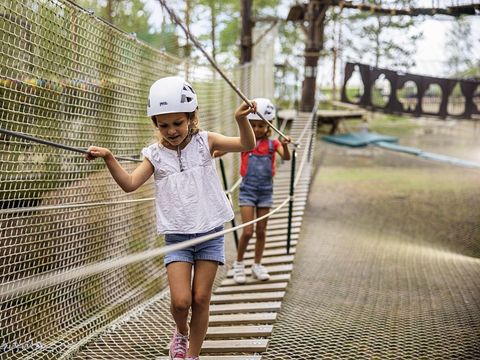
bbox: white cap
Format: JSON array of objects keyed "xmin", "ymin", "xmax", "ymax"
[
  {"xmin": 147, "ymin": 76, "xmax": 197, "ymax": 117},
  {"xmin": 247, "ymin": 98, "xmax": 275, "ymax": 121}
]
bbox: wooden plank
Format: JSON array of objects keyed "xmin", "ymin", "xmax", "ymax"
[
  {"xmin": 272, "ymin": 201, "xmax": 306, "ymax": 208},
  {"xmin": 243, "ymin": 255, "xmax": 294, "ymax": 266},
  {"xmin": 267, "ymin": 216, "xmax": 302, "ymax": 225},
  {"xmin": 227, "ymin": 264, "xmax": 293, "ymax": 278},
  {"xmin": 274, "ymin": 188, "xmax": 308, "ymax": 193},
  {"xmin": 244, "ymin": 247, "xmax": 296, "ymax": 259},
  {"xmin": 201, "ymin": 339, "xmax": 268, "ymax": 353},
  {"xmin": 211, "ymin": 291, "xmax": 285, "ymax": 304},
  {"xmin": 317, "ymin": 108, "xmax": 366, "ymax": 118},
  {"xmin": 247, "ymin": 240, "xmax": 297, "ymax": 251},
  {"xmin": 274, "ymin": 181, "xmax": 309, "ymax": 187},
  {"xmin": 209, "ymin": 301, "xmax": 281, "ymax": 314},
  {"xmin": 275, "ymin": 178, "xmax": 309, "ymax": 183},
  {"xmin": 263, "ymin": 228, "xmax": 300, "ymax": 237},
  {"xmin": 264, "ymin": 221, "xmax": 302, "ymax": 230},
  {"xmin": 209, "ymin": 312, "xmax": 277, "ymax": 325},
  {"xmin": 270, "ymin": 210, "xmax": 303, "ymax": 218},
  {"xmin": 274, "ymin": 186, "xmax": 309, "ymax": 192},
  {"xmin": 252, "ymin": 233, "xmax": 299, "ymax": 242},
  {"xmin": 214, "ymin": 282, "xmax": 288, "ymax": 294},
  {"xmin": 206, "ymin": 325, "xmax": 273, "ymax": 338},
  {"xmin": 277, "ymin": 109, "xmax": 297, "ymax": 121},
  {"xmin": 273, "ymin": 192, "xmax": 308, "ymax": 196},
  {"xmin": 270, "ymin": 209, "xmax": 304, "ymax": 217},
  {"xmin": 221, "ymin": 273, "xmax": 291, "ymax": 286}
]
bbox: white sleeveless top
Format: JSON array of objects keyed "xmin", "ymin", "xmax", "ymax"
[{"xmin": 142, "ymin": 131, "xmax": 234, "ymax": 234}]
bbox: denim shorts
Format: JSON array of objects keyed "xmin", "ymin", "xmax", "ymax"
[
  {"xmin": 164, "ymin": 225, "xmax": 225, "ymax": 266},
  {"xmin": 239, "ymin": 182, "xmax": 273, "ymax": 208}
]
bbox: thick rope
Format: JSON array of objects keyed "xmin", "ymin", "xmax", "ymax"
[{"xmin": 0, "ymin": 127, "xmax": 142, "ymax": 163}]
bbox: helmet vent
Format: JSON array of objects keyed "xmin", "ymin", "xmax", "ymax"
[
  {"xmin": 181, "ymin": 94, "xmax": 194, "ymax": 103},
  {"xmin": 183, "ymin": 84, "xmax": 195, "ymax": 93}
]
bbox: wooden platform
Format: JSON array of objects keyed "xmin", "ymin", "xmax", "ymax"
[{"xmin": 278, "ymin": 104, "xmax": 366, "ymax": 134}]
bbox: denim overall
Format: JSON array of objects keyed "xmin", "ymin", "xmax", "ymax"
[{"xmin": 239, "ymin": 139, "xmax": 274, "ymax": 207}]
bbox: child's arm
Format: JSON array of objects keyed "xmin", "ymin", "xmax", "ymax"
[
  {"xmin": 213, "ymin": 150, "xmax": 227, "ymax": 158},
  {"xmin": 276, "ymin": 136, "xmax": 291, "ymax": 161},
  {"xmin": 209, "ymin": 101, "xmax": 256, "ymax": 155},
  {"xmin": 86, "ymin": 146, "xmax": 154, "ymax": 193}
]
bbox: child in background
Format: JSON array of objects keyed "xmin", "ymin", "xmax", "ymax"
[
  {"xmin": 86, "ymin": 76, "xmax": 256, "ymax": 360},
  {"xmin": 218, "ymin": 98, "xmax": 291, "ymax": 284}
]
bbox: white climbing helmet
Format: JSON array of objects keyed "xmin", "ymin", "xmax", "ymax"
[
  {"xmin": 247, "ymin": 98, "xmax": 275, "ymax": 121},
  {"xmin": 147, "ymin": 76, "xmax": 197, "ymax": 117}
]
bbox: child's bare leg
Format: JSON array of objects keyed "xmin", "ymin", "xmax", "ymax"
[
  {"xmin": 254, "ymin": 207, "xmax": 270, "ymax": 263},
  {"xmin": 188, "ymin": 260, "xmax": 218, "ymax": 357},
  {"xmin": 237, "ymin": 206, "xmax": 255, "ymax": 262},
  {"xmin": 167, "ymin": 262, "xmax": 193, "ymax": 335}
]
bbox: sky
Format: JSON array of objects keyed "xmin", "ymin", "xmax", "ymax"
[
  {"xmin": 410, "ymin": 16, "xmax": 480, "ymax": 77},
  {"xmin": 145, "ymin": 1, "xmax": 480, "ymax": 83}
]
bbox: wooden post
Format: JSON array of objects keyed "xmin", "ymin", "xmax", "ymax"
[
  {"xmin": 107, "ymin": 0, "xmax": 113, "ymax": 23},
  {"xmin": 240, "ymin": 0, "xmax": 253, "ymax": 64},
  {"xmin": 301, "ymin": 0, "xmax": 327, "ymax": 112}
]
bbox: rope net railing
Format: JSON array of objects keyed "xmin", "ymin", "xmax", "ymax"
[{"xmin": 0, "ymin": 0, "xmax": 276, "ymax": 357}]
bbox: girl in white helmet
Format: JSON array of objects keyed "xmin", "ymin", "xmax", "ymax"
[
  {"xmin": 86, "ymin": 76, "xmax": 255, "ymax": 360},
  {"xmin": 215, "ymin": 98, "xmax": 291, "ymax": 284}
]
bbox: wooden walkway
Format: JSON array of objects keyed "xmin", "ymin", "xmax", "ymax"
[
  {"xmin": 156, "ymin": 112, "xmax": 314, "ymax": 359},
  {"xmin": 278, "ymin": 105, "xmax": 365, "ymax": 134}
]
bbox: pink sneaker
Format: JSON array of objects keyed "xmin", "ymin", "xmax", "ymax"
[{"xmin": 169, "ymin": 329, "xmax": 188, "ymax": 360}]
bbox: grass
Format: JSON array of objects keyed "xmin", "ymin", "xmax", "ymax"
[{"xmin": 316, "ymin": 166, "xmax": 477, "ymax": 193}]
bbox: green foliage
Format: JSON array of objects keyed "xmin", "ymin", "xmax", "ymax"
[
  {"xmin": 456, "ymin": 63, "xmax": 480, "ymax": 79},
  {"xmin": 274, "ymin": 21, "xmax": 304, "ymax": 108},
  {"xmin": 446, "ymin": 16, "xmax": 476, "ymax": 77},
  {"xmin": 346, "ymin": 0, "xmax": 422, "ymax": 71},
  {"xmin": 74, "ymin": 0, "xmax": 179, "ymax": 55},
  {"xmin": 191, "ymin": 0, "xmax": 279, "ymax": 65}
]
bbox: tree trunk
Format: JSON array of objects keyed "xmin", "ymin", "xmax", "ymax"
[
  {"xmin": 210, "ymin": 0, "xmax": 216, "ymax": 62},
  {"xmin": 240, "ymin": 0, "xmax": 253, "ymax": 64},
  {"xmin": 301, "ymin": 0, "xmax": 327, "ymax": 112},
  {"xmin": 185, "ymin": 0, "xmax": 192, "ymax": 80},
  {"xmin": 107, "ymin": 0, "xmax": 113, "ymax": 23}
]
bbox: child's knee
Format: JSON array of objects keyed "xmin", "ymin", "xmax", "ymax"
[
  {"xmin": 242, "ymin": 225, "xmax": 254, "ymax": 238},
  {"xmin": 192, "ymin": 291, "xmax": 211, "ymax": 308},
  {"xmin": 255, "ymin": 225, "xmax": 266, "ymax": 236},
  {"xmin": 171, "ymin": 296, "xmax": 191, "ymax": 313}
]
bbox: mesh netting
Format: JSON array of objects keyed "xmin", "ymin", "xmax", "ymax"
[
  {"xmin": 262, "ymin": 120, "xmax": 480, "ymax": 359},
  {"xmin": 0, "ymin": 0, "xmax": 276, "ymax": 358}
]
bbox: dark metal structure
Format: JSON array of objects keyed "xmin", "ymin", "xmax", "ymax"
[
  {"xmin": 286, "ymin": 1, "xmax": 480, "ymax": 113},
  {"xmin": 341, "ymin": 62, "xmax": 480, "ymax": 119}
]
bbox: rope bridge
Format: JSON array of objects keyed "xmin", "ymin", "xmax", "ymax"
[{"xmin": 0, "ymin": 0, "xmax": 277, "ymax": 357}]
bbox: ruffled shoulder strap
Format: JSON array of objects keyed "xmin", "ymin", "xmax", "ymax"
[
  {"xmin": 193, "ymin": 131, "xmax": 213, "ymax": 162},
  {"xmin": 141, "ymin": 143, "xmax": 162, "ymax": 168}
]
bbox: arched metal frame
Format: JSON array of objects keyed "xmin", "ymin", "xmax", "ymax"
[{"xmin": 341, "ymin": 62, "xmax": 480, "ymax": 119}]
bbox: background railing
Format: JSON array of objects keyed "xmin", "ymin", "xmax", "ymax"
[{"xmin": 342, "ymin": 62, "xmax": 480, "ymax": 119}]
